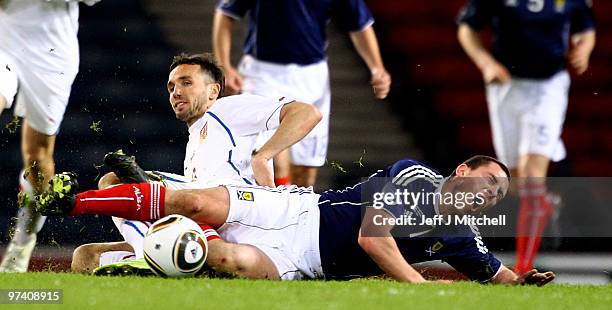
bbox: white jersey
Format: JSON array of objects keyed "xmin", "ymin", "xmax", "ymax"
[
  {"xmin": 183, "ymin": 94, "xmax": 294, "ymax": 185},
  {"xmin": 0, "ymin": 0, "xmax": 96, "ymax": 73}
]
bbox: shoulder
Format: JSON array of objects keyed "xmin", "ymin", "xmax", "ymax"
[
  {"xmin": 389, "ymin": 159, "xmax": 443, "ymax": 178},
  {"xmin": 214, "ymin": 94, "xmax": 271, "ymax": 107}
]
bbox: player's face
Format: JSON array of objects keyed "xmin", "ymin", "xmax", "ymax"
[
  {"xmin": 167, "ymin": 64, "xmax": 213, "ymax": 125},
  {"xmin": 451, "ymin": 162, "xmax": 510, "ymax": 216}
]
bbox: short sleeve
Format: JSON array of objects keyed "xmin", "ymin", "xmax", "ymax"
[
  {"xmin": 456, "ymin": 0, "xmax": 494, "ymax": 31},
  {"xmin": 331, "ymin": 0, "xmax": 374, "ymax": 33},
  {"xmin": 210, "ymin": 94, "xmax": 295, "ymax": 136},
  {"xmin": 444, "ymin": 236, "xmax": 502, "ymax": 282},
  {"xmin": 216, "ymin": 0, "xmax": 254, "ymax": 20},
  {"xmin": 570, "ymin": 0, "xmax": 595, "ymax": 34}
]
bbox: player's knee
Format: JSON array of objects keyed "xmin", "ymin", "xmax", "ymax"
[
  {"xmin": 98, "ymin": 172, "xmax": 120, "ymax": 189},
  {"xmin": 71, "ymin": 244, "xmax": 102, "ymax": 273},
  {"xmin": 231, "ymin": 247, "xmax": 255, "ymax": 272},
  {"xmin": 216, "ymin": 246, "xmax": 254, "ymax": 274}
]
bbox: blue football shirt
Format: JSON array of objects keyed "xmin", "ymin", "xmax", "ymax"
[
  {"xmin": 217, "ymin": 0, "xmax": 374, "ymax": 65},
  {"xmin": 318, "ymin": 159, "xmax": 503, "ymax": 282},
  {"xmin": 458, "ymin": 0, "xmax": 595, "ymax": 78}
]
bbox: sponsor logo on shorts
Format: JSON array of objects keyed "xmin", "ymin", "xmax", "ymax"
[{"xmin": 237, "ymin": 191, "xmax": 254, "ymax": 202}]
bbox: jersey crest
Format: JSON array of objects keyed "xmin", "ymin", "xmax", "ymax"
[{"xmin": 199, "ymin": 122, "xmax": 208, "ymax": 144}]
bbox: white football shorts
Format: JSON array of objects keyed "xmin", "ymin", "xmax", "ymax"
[
  {"xmin": 0, "ymin": 50, "xmax": 78, "ymax": 135},
  {"xmin": 218, "ymin": 184, "xmax": 324, "ymax": 280},
  {"xmin": 486, "ymin": 70, "xmax": 570, "ymax": 168},
  {"xmin": 239, "ymin": 55, "xmax": 330, "ymax": 167}
]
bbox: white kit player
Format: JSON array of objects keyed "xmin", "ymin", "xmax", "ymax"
[
  {"xmin": 0, "ymin": 0, "xmax": 101, "ymax": 273},
  {"xmin": 92, "ymin": 53, "xmax": 321, "ymax": 268}
]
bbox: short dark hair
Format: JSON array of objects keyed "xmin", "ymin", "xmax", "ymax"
[
  {"xmin": 460, "ymin": 155, "xmax": 511, "ymax": 180},
  {"xmin": 169, "ymin": 53, "xmax": 225, "ymax": 97}
]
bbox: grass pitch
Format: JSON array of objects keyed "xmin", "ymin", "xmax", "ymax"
[{"xmin": 0, "ymin": 272, "xmax": 610, "ymax": 309}]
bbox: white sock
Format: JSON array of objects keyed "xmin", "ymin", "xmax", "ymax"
[
  {"xmin": 13, "ymin": 170, "xmax": 46, "ymax": 245},
  {"xmin": 112, "ymin": 217, "xmax": 149, "ymax": 259}
]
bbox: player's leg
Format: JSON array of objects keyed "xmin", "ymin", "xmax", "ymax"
[
  {"xmin": 37, "ymin": 178, "xmax": 231, "ymax": 227},
  {"xmin": 1, "ymin": 57, "xmax": 77, "ymax": 272},
  {"xmin": 71, "ymin": 242, "xmax": 134, "ymax": 274},
  {"xmin": 206, "ymin": 239, "xmax": 280, "ymax": 279},
  {"xmin": 289, "ymin": 77, "xmax": 329, "ymax": 187},
  {"xmin": 101, "ymin": 170, "xmax": 198, "ymax": 259},
  {"xmin": 0, "ymin": 121, "xmax": 56, "ymax": 272},
  {"xmin": 98, "ymin": 170, "xmax": 147, "ymax": 259},
  {"xmin": 164, "ymin": 187, "xmax": 230, "ymax": 226},
  {"xmin": 486, "ymin": 79, "xmax": 530, "ymax": 272},
  {"xmin": 0, "ymin": 95, "xmax": 5, "ymax": 115},
  {"xmin": 290, "ymin": 165, "xmax": 318, "ymax": 187},
  {"xmin": 272, "ymin": 149, "xmax": 291, "ymax": 186},
  {"xmin": 514, "ymin": 71, "xmax": 570, "ymax": 273},
  {"xmin": 217, "ymin": 184, "xmax": 318, "ymax": 280}
]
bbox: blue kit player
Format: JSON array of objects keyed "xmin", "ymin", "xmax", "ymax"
[
  {"xmin": 35, "ymin": 155, "xmax": 554, "ymax": 285},
  {"xmin": 212, "ymin": 0, "xmax": 392, "ymax": 187},
  {"xmin": 457, "ymin": 0, "xmax": 596, "ymax": 274}
]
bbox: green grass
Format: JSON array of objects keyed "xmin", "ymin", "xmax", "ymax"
[{"xmin": 0, "ymin": 273, "xmax": 610, "ymax": 309}]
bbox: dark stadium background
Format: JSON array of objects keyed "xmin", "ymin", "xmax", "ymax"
[{"xmin": 0, "ymin": 0, "xmax": 610, "ymax": 261}]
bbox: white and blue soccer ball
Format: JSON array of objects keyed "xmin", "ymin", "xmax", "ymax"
[{"xmin": 143, "ymin": 214, "xmax": 208, "ymax": 278}]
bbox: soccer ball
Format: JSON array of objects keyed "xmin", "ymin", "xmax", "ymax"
[{"xmin": 143, "ymin": 214, "xmax": 208, "ymax": 277}]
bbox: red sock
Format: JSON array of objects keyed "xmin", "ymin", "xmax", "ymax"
[
  {"xmin": 198, "ymin": 224, "xmax": 221, "ymax": 242},
  {"xmin": 274, "ymin": 176, "xmax": 291, "ymax": 186},
  {"xmin": 514, "ymin": 183, "xmax": 553, "ymax": 274},
  {"xmin": 70, "ymin": 183, "xmax": 165, "ymax": 221}
]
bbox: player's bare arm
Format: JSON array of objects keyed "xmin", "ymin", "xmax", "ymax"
[
  {"xmin": 491, "ymin": 265, "xmax": 555, "ymax": 286},
  {"xmin": 349, "ymin": 26, "xmax": 391, "ymax": 99},
  {"xmin": 569, "ymin": 29, "xmax": 596, "ymax": 75},
  {"xmin": 212, "ymin": 10, "xmax": 242, "ymax": 94},
  {"xmin": 358, "ymin": 208, "xmax": 428, "ymax": 283},
  {"xmin": 457, "ymin": 24, "xmax": 510, "ymax": 84},
  {"xmin": 252, "ymin": 101, "xmax": 322, "ymax": 187}
]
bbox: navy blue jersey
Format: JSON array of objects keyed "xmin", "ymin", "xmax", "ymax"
[
  {"xmin": 318, "ymin": 159, "xmax": 502, "ymax": 282},
  {"xmin": 217, "ymin": 0, "xmax": 373, "ymax": 65},
  {"xmin": 458, "ymin": 0, "xmax": 595, "ymax": 78}
]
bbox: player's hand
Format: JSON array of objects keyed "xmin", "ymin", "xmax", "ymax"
[
  {"xmin": 251, "ymin": 153, "xmax": 275, "ymax": 188},
  {"xmin": 568, "ymin": 45, "xmax": 591, "ymax": 75},
  {"xmin": 371, "ymin": 67, "xmax": 391, "ymax": 99},
  {"xmin": 482, "ymin": 61, "xmax": 511, "ymax": 84},
  {"xmin": 517, "ymin": 269, "xmax": 555, "ymax": 286},
  {"xmin": 224, "ymin": 66, "xmax": 243, "ymax": 95}
]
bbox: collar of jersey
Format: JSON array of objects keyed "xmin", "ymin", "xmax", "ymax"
[{"xmin": 188, "ymin": 113, "xmax": 209, "ymax": 135}]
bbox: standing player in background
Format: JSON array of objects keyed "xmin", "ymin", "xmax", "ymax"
[
  {"xmin": 0, "ymin": 0, "xmax": 101, "ymax": 272},
  {"xmin": 212, "ymin": 0, "xmax": 392, "ymax": 187},
  {"xmin": 457, "ymin": 0, "xmax": 596, "ymax": 274}
]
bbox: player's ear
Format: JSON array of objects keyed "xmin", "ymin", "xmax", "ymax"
[
  {"xmin": 209, "ymin": 83, "xmax": 221, "ymax": 101},
  {"xmin": 455, "ymin": 163, "xmax": 469, "ymax": 177}
]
